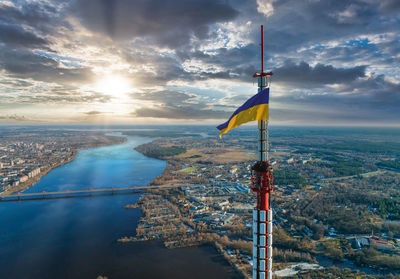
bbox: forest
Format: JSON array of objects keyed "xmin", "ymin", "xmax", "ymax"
[
  {"xmin": 274, "ymin": 169, "xmax": 308, "ymax": 188},
  {"xmin": 135, "ymin": 143, "xmax": 187, "ymax": 159},
  {"xmin": 378, "ymin": 159, "xmax": 400, "ymax": 171}
]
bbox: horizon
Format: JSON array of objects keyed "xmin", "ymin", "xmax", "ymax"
[{"xmin": 1, "ymin": 123, "xmax": 400, "ymax": 129}]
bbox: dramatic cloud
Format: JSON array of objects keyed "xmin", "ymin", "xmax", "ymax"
[
  {"xmin": 70, "ymin": 0, "xmax": 238, "ymax": 47},
  {"xmin": 0, "ymin": 47, "xmax": 94, "ymax": 84},
  {"xmin": 0, "ymin": 22, "xmax": 49, "ymax": 48},
  {"xmin": 132, "ymin": 89, "xmax": 229, "ymax": 119},
  {"xmin": 0, "ymin": 0, "xmax": 399, "ymax": 126},
  {"xmin": 273, "ymin": 61, "xmax": 366, "ymax": 86}
]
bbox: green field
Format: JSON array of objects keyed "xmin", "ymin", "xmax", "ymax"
[{"xmin": 178, "ymin": 167, "xmax": 198, "ymax": 173}]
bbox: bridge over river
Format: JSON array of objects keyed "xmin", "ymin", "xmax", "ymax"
[{"xmin": 0, "ymin": 184, "xmax": 192, "ymax": 202}]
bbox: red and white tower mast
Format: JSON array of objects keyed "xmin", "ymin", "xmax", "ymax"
[{"xmin": 251, "ymin": 25, "xmax": 274, "ymax": 279}]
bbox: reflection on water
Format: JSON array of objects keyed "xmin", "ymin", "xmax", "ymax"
[{"xmin": 0, "ymin": 136, "xmax": 239, "ymax": 279}]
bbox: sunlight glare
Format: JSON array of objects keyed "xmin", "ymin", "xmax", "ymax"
[{"xmin": 94, "ymin": 75, "xmax": 132, "ymax": 96}]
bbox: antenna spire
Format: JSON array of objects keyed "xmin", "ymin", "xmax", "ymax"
[
  {"xmin": 251, "ymin": 25, "xmax": 274, "ymax": 279},
  {"xmin": 261, "ymin": 25, "xmax": 264, "ymax": 74}
]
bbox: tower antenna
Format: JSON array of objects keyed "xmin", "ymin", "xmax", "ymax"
[{"xmin": 251, "ymin": 25, "xmax": 274, "ymax": 279}]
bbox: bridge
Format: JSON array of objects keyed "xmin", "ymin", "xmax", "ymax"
[{"xmin": 0, "ymin": 184, "xmax": 190, "ymax": 202}]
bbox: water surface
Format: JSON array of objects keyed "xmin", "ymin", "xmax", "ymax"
[{"xmin": 0, "ymin": 136, "xmax": 239, "ymax": 279}]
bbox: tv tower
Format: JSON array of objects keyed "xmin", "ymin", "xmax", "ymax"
[{"xmin": 251, "ymin": 25, "xmax": 274, "ymax": 279}]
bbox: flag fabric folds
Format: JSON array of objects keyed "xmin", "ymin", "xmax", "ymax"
[{"xmin": 217, "ymin": 88, "xmax": 269, "ymax": 138}]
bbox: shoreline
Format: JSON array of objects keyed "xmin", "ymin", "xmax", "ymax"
[
  {"xmin": 1, "ymin": 135, "xmax": 127, "ymax": 196},
  {"xmin": 0, "ymin": 133, "xmax": 243, "ymax": 279},
  {"xmin": 129, "ymin": 139, "xmax": 388, "ymax": 278},
  {"xmin": 125, "ymin": 139, "xmax": 250, "ymax": 278}
]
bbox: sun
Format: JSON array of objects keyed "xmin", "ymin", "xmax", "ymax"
[
  {"xmin": 87, "ymin": 74, "xmax": 135, "ymax": 115},
  {"xmin": 93, "ymin": 75, "xmax": 132, "ymax": 96}
]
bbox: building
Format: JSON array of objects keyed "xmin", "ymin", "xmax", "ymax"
[
  {"xmin": 28, "ymin": 168, "xmax": 41, "ymax": 178},
  {"xmin": 19, "ymin": 175, "xmax": 28, "ymax": 183}
]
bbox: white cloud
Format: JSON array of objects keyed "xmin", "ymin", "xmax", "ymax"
[{"xmin": 256, "ymin": 0, "xmax": 277, "ymax": 18}]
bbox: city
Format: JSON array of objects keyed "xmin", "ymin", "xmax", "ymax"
[
  {"xmin": 123, "ymin": 127, "xmax": 400, "ymax": 278},
  {"xmin": 1, "ymin": 0, "xmax": 399, "ymax": 278},
  {"xmin": 1, "ymin": 126, "xmax": 399, "ymax": 278},
  {"xmin": 0, "ymin": 128, "xmax": 125, "ymax": 195}
]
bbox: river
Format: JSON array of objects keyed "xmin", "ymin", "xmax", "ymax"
[{"xmin": 0, "ymin": 136, "xmax": 240, "ymax": 279}]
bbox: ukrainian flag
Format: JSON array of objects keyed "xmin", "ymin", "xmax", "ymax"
[{"xmin": 217, "ymin": 88, "xmax": 269, "ymax": 138}]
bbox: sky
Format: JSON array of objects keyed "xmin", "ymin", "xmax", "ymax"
[{"xmin": 0, "ymin": 0, "xmax": 399, "ymax": 126}]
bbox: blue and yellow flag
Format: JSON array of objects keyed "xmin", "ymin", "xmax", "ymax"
[{"xmin": 217, "ymin": 88, "xmax": 269, "ymax": 138}]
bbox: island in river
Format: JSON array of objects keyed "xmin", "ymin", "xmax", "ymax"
[{"xmin": 0, "ymin": 129, "xmax": 241, "ymax": 279}]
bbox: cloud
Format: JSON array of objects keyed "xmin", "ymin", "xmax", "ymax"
[
  {"xmin": 0, "ymin": 2, "xmax": 58, "ymax": 51},
  {"xmin": 269, "ymin": 73, "xmax": 400, "ymax": 125},
  {"xmin": 84, "ymin": 110, "xmax": 113, "ymax": 115},
  {"xmin": 14, "ymin": 91, "xmax": 111, "ymax": 104},
  {"xmin": 256, "ymin": 0, "xmax": 276, "ymax": 18},
  {"xmin": 0, "ymin": 22, "xmax": 50, "ymax": 49},
  {"xmin": 0, "ymin": 47, "xmax": 94, "ymax": 85},
  {"xmin": 273, "ymin": 61, "xmax": 366, "ymax": 86},
  {"xmin": 0, "ymin": 1, "xmax": 63, "ymax": 34},
  {"xmin": 0, "ymin": 0, "xmax": 399, "ymax": 125},
  {"xmin": 84, "ymin": 110, "xmax": 103, "ymax": 115},
  {"xmin": 0, "ymin": 114, "xmax": 28, "ymax": 121},
  {"xmin": 132, "ymin": 89, "xmax": 229, "ymax": 119},
  {"xmin": 133, "ymin": 90, "xmax": 194, "ymax": 104},
  {"xmin": 0, "ymin": 78, "xmax": 33, "ymax": 87},
  {"xmin": 380, "ymin": 0, "xmax": 400, "ymax": 13},
  {"xmin": 69, "ymin": 0, "xmax": 239, "ymax": 47},
  {"xmin": 340, "ymin": 74, "xmax": 400, "ymax": 108},
  {"xmin": 133, "ymin": 106, "xmax": 229, "ymax": 120}
]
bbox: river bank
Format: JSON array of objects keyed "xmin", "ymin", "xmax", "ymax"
[
  {"xmin": 0, "ymin": 135, "xmax": 241, "ymax": 279},
  {"xmin": 1, "ymin": 135, "xmax": 126, "ymax": 196},
  {"xmin": 119, "ymin": 185, "xmax": 251, "ymax": 278},
  {"xmin": 131, "ymin": 138, "xmax": 395, "ymax": 278}
]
